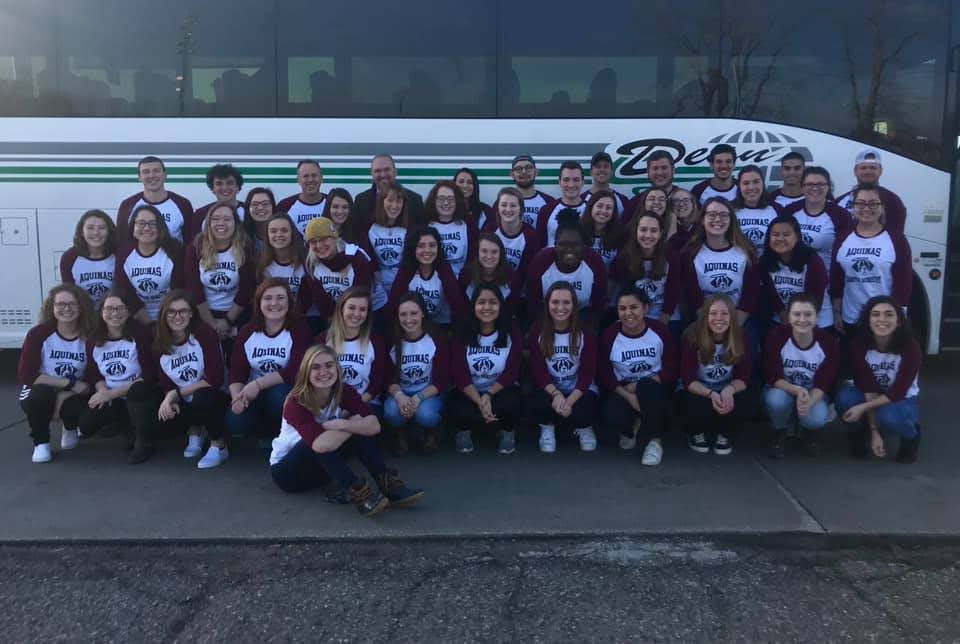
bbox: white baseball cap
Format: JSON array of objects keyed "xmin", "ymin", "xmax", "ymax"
[{"xmin": 855, "ymin": 149, "xmax": 883, "ymax": 167}]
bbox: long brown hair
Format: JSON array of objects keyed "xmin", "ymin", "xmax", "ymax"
[
  {"xmin": 620, "ymin": 211, "xmax": 668, "ymax": 279},
  {"xmin": 325, "ymin": 286, "xmax": 373, "ymax": 356},
  {"xmin": 683, "ymin": 294, "xmax": 745, "ymax": 366},
  {"xmin": 153, "ymin": 289, "xmax": 200, "ymax": 355},
  {"xmin": 90, "ymin": 288, "xmax": 140, "ymax": 346},
  {"xmin": 250, "ymin": 278, "xmax": 300, "ymax": 332},
  {"xmin": 465, "ymin": 232, "xmax": 511, "ymax": 286},
  {"xmin": 425, "ymin": 180, "xmax": 468, "ymax": 223},
  {"xmin": 391, "ymin": 292, "xmax": 436, "ymax": 380},
  {"xmin": 579, "ymin": 190, "xmax": 623, "ymax": 251},
  {"xmin": 194, "ymin": 203, "xmax": 249, "ymax": 271},
  {"xmin": 256, "ymin": 212, "xmax": 306, "ymax": 282},
  {"xmin": 539, "ymin": 281, "xmax": 583, "ymax": 360},
  {"xmin": 374, "ymin": 181, "xmax": 409, "ymax": 228},
  {"xmin": 39, "ymin": 283, "xmax": 96, "ymax": 336},
  {"xmin": 288, "ymin": 344, "xmax": 344, "ymax": 417},
  {"xmin": 73, "ymin": 209, "xmax": 117, "ymax": 258},
  {"xmin": 686, "ymin": 197, "xmax": 757, "ymax": 264},
  {"xmin": 129, "ymin": 204, "xmax": 181, "ymax": 258}
]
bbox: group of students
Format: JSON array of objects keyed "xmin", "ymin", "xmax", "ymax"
[{"xmin": 18, "ymin": 144, "xmax": 924, "ymax": 514}]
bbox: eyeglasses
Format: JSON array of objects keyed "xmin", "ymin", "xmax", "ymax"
[
  {"xmin": 704, "ymin": 211, "xmax": 731, "ymax": 220},
  {"xmin": 249, "ymin": 200, "xmax": 272, "ymax": 209},
  {"xmin": 54, "ymin": 302, "xmax": 78, "ymax": 310},
  {"xmin": 103, "ymin": 305, "xmax": 127, "ymax": 314},
  {"xmin": 802, "ymin": 182, "xmax": 828, "ymax": 189},
  {"xmin": 134, "ymin": 221, "xmax": 158, "ymax": 229},
  {"xmin": 513, "ymin": 165, "xmax": 535, "ymax": 173},
  {"xmin": 166, "ymin": 308, "xmax": 192, "ymax": 318},
  {"xmin": 670, "ymin": 198, "xmax": 693, "ymax": 207},
  {"xmin": 852, "ymin": 201, "xmax": 883, "ymax": 210}
]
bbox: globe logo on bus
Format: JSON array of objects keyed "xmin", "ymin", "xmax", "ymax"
[
  {"xmin": 403, "ymin": 366, "xmax": 424, "ymax": 381},
  {"xmin": 54, "ymin": 362, "xmax": 77, "ymax": 378},
  {"xmin": 178, "ymin": 366, "xmax": 199, "ymax": 382},
  {"xmin": 710, "ymin": 274, "xmax": 734, "ymax": 289},
  {"xmin": 209, "ymin": 272, "xmax": 231, "ymax": 286},
  {"xmin": 259, "ymin": 360, "xmax": 281, "ymax": 374},
  {"xmin": 852, "ymin": 258, "xmax": 875, "ymax": 273},
  {"xmin": 472, "ymin": 357, "xmax": 495, "ymax": 374},
  {"xmin": 137, "ymin": 277, "xmax": 159, "ymax": 293},
  {"xmin": 105, "ymin": 361, "xmax": 126, "ymax": 377}
]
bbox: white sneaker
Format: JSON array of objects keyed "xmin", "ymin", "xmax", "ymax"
[
  {"xmin": 574, "ymin": 427, "xmax": 597, "ymax": 452},
  {"xmin": 620, "ymin": 418, "xmax": 640, "ymax": 450},
  {"xmin": 538, "ymin": 425, "xmax": 556, "ymax": 453},
  {"xmin": 197, "ymin": 446, "xmax": 228, "ymax": 469},
  {"xmin": 31, "ymin": 443, "xmax": 52, "ymax": 463},
  {"xmin": 641, "ymin": 439, "xmax": 663, "ymax": 466},
  {"xmin": 60, "ymin": 428, "xmax": 80, "ymax": 450},
  {"xmin": 183, "ymin": 434, "xmax": 204, "ymax": 458}
]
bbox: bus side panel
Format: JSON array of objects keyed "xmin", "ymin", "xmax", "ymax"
[{"xmin": 0, "ymin": 210, "xmax": 42, "ymax": 348}]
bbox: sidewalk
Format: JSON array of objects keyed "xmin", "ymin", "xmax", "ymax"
[{"xmin": 0, "ymin": 353, "xmax": 956, "ymax": 542}]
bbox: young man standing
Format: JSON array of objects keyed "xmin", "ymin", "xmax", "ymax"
[
  {"xmin": 629, "ymin": 150, "xmax": 678, "ymax": 218},
  {"xmin": 691, "ymin": 144, "xmax": 738, "ymax": 205},
  {"xmin": 581, "ymin": 151, "xmax": 631, "ymax": 216},
  {"xmin": 117, "ymin": 156, "xmax": 195, "ymax": 243},
  {"xmin": 835, "ymin": 149, "xmax": 906, "ymax": 233},
  {"xmin": 353, "ymin": 154, "xmax": 425, "ymax": 230},
  {"xmin": 536, "ymin": 160, "xmax": 588, "ymax": 247},
  {"xmin": 194, "ymin": 164, "xmax": 246, "ymax": 230},
  {"xmin": 770, "ymin": 152, "xmax": 806, "ymax": 208},
  {"xmin": 278, "ymin": 159, "xmax": 327, "ymax": 237},
  {"xmin": 510, "ymin": 154, "xmax": 554, "ymax": 229}
]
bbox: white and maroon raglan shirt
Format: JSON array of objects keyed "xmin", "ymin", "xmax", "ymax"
[
  {"xmin": 230, "ymin": 322, "xmax": 311, "ymax": 386},
  {"xmin": 770, "ymin": 188, "xmax": 804, "ymax": 209},
  {"xmin": 763, "ymin": 325, "xmax": 839, "ymax": 393},
  {"xmin": 851, "ymin": 336, "xmax": 921, "ymax": 401},
  {"xmin": 528, "ymin": 325, "xmax": 598, "ymax": 396},
  {"xmin": 388, "ymin": 261, "xmax": 465, "ymax": 326},
  {"xmin": 762, "ymin": 254, "xmax": 829, "ymax": 323},
  {"xmin": 367, "ymin": 223, "xmax": 407, "ymax": 295},
  {"xmin": 317, "ymin": 334, "xmax": 387, "ymax": 400},
  {"xmin": 494, "ymin": 224, "xmax": 540, "ymax": 277},
  {"xmin": 536, "ymin": 199, "xmax": 588, "ymax": 248},
  {"xmin": 451, "ymin": 328, "xmax": 522, "ymax": 394},
  {"xmin": 18, "ymin": 325, "xmax": 88, "ymax": 398},
  {"xmin": 278, "ymin": 194, "xmax": 327, "ymax": 237},
  {"xmin": 115, "ymin": 245, "xmax": 182, "ymax": 322},
  {"xmin": 691, "ymin": 180, "xmax": 738, "ymax": 205},
  {"xmin": 598, "ymin": 319, "xmax": 676, "ymax": 390},
  {"xmin": 60, "ymin": 249, "xmax": 116, "ymax": 307},
  {"xmin": 520, "ymin": 190, "xmax": 553, "ymax": 229},
  {"xmin": 683, "ymin": 244, "xmax": 759, "ymax": 314},
  {"xmin": 680, "ymin": 340, "xmax": 751, "ymax": 392},
  {"xmin": 735, "ymin": 203, "xmax": 782, "ymax": 256},
  {"xmin": 526, "ymin": 247, "xmax": 608, "ymax": 319},
  {"xmin": 85, "ymin": 333, "xmax": 152, "ymax": 390},
  {"xmin": 305, "ymin": 252, "xmax": 374, "ymax": 320},
  {"xmin": 184, "ymin": 245, "xmax": 255, "ymax": 314},
  {"xmin": 581, "ymin": 189, "xmax": 632, "ymax": 217},
  {"xmin": 157, "ymin": 322, "xmax": 224, "ymax": 402},
  {"xmin": 836, "ymin": 186, "xmax": 907, "ymax": 235},
  {"xmin": 830, "ymin": 228, "xmax": 912, "ymax": 326},
  {"xmin": 429, "ymin": 219, "xmax": 475, "ymax": 278},
  {"xmin": 390, "ymin": 332, "xmax": 449, "ymax": 396},
  {"xmin": 271, "ymin": 385, "xmax": 371, "ymax": 465},
  {"xmin": 263, "ymin": 260, "xmax": 307, "ymax": 300},
  {"xmin": 117, "ymin": 191, "xmax": 195, "ymax": 243}
]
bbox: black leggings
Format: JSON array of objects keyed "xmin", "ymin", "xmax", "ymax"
[
  {"xmin": 271, "ymin": 435, "xmax": 387, "ymax": 492},
  {"xmin": 528, "ymin": 389, "xmax": 598, "ymax": 435},
  {"xmin": 597, "ymin": 378, "xmax": 669, "ymax": 446},
  {"xmin": 77, "ymin": 381, "xmax": 161, "ymax": 440},
  {"xmin": 158, "ymin": 387, "xmax": 230, "ymax": 441},
  {"xmin": 681, "ymin": 389, "xmax": 760, "ymax": 440},
  {"xmin": 445, "ymin": 386, "xmax": 522, "ymax": 434},
  {"xmin": 19, "ymin": 384, "xmax": 90, "ymax": 445}
]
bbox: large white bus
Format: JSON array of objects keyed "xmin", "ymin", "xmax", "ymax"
[{"xmin": 0, "ymin": 0, "xmax": 956, "ymax": 351}]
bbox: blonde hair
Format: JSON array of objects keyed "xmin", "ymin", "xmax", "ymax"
[
  {"xmin": 325, "ymin": 286, "xmax": 372, "ymax": 356},
  {"xmin": 683, "ymin": 294, "xmax": 745, "ymax": 366},
  {"xmin": 288, "ymin": 344, "xmax": 344, "ymax": 417},
  {"xmin": 197, "ymin": 203, "xmax": 248, "ymax": 271}
]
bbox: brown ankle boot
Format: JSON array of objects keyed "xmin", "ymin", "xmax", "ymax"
[{"xmin": 347, "ymin": 481, "xmax": 389, "ymax": 517}]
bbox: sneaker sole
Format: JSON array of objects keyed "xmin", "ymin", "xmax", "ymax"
[
  {"xmin": 539, "ymin": 446, "xmax": 556, "ymax": 453},
  {"xmin": 363, "ymin": 497, "xmax": 390, "ymax": 518},
  {"xmin": 713, "ymin": 448, "xmax": 732, "ymax": 455},
  {"xmin": 689, "ymin": 444, "xmax": 710, "ymax": 454},
  {"xmin": 579, "ymin": 444, "xmax": 597, "ymax": 452},
  {"xmin": 197, "ymin": 458, "xmax": 227, "ymax": 469},
  {"xmin": 497, "ymin": 448, "xmax": 516, "ymax": 455},
  {"xmin": 388, "ymin": 490, "xmax": 425, "ymax": 508}
]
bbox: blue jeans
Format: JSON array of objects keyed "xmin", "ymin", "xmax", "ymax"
[
  {"xmin": 383, "ymin": 393, "xmax": 444, "ymax": 429},
  {"xmin": 763, "ymin": 386, "xmax": 830, "ymax": 431},
  {"xmin": 226, "ymin": 383, "xmax": 292, "ymax": 438},
  {"xmin": 835, "ymin": 384, "xmax": 919, "ymax": 439}
]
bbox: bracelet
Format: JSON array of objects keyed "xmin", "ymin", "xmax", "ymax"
[
  {"xmin": 414, "ymin": 392, "xmax": 424, "ymax": 402},
  {"xmin": 551, "ymin": 390, "xmax": 563, "ymax": 399}
]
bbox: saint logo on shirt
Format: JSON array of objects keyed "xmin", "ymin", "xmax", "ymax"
[
  {"xmin": 209, "ymin": 271, "xmax": 232, "ymax": 286},
  {"xmin": 88, "ymin": 282, "xmax": 110, "ymax": 299},
  {"xmin": 137, "ymin": 277, "xmax": 160, "ymax": 293},
  {"xmin": 54, "ymin": 362, "xmax": 78, "ymax": 378},
  {"xmin": 552, "ymin": 357, "xmax": 575, "ymax": 373},
  {"xmin": 403, "ymin": 365, "xmax": 424, "ymax": 381},
  {"xmin": 852, "ymin": 258, "xmax": 875, "ymax": 273},
  {"xmin": 472, "ymin": 357, "xmax": 496, "ymax": 374},
  {"xmin": 706, "ymin": 364, "xmax": 728, "ymax": 380},
  {"xmin": 710, "ymin": 273, "xmax": 734, "ymax": 289},
  {"xmin": 105, "ymin": 361, "xmax": 127, "ymax": 377},
  {"xmin": 341, "ymin": 364, "xmax": 360, "ymax": 383},
  {"xmin": 802, "ymin": 232, "xmax": 815, "ymax": 246},
  {"xmin": 259, "ymin": 360, "xmax": 281, "ymax": 374},
  {"xmin": 178, "ymin": 366, "xmax": 199, "ymax": 382},
  {"xmin": 379, "ymin": 247, "xmax": 400, "ymax": 263},
  {"xmin": 629, "ymin": 361, "xmax": 652, "ymax": 374}
]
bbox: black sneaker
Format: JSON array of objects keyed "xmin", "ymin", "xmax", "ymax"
[
  {"xmin": 324, "ymin": 483, "xmax": 350, "ymax": 505},
  {"xmin": 713, "ymin": 434, "xmax": 732, "ymax": 455},
  {"xmin": 376, "ymin": 470, "xmax": 424, "ymax": 507},
  {"xmin": 799, "ymin": 431, "xmax": 819, "ymax": 456},
  {"xmin": 347, "ymin": 481, "xmax": 389, "ymax": 517},
  {"xmin": 128, "ymin": 439, "xmax": 154, "ymax": 464},
  {"xmin": 768, "ymin": 434, "xmax": 786, "ymax": 459},
  {"xmin": 896, "ymin": 431, "xmax": 921, "ymax": 464},
  {"xmin": 688, "ymin": 433, "xmax": 710, "ymax": 454},
  {"xmin": 847, "ymin": 425, "xmax": 869, "ymax": 460}
]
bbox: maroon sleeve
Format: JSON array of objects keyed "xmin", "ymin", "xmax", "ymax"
[
  {"xmin": 430, "ymin": 334, "xmax": 450, "ymax": 390},
  {"xmin": 18, "ymin": 325, "xmax": 50, "ymax": 384},
  {"xmin": 340, "ymin": 384, "xmax": 374, "ymax": 418},
  {"xmin": 481, "ymin": 205, "xmax": 497, "ymax": 232},
  {"xmin": 183, "ymin": 241, "xmax": 206, "ymax": 304},
  {"xmin": 170, "ymin": 192, "xmax": 196, "ymax": 242},
  {"xmin": 828, "ymin": 204, "xmax": 854, "ymax": 239},
  {"xmin": 228, "ymin": 324, "xmax": 254, "ymax": 384},
  {"xmin": 811, "ymin": 330, "xmax": 839, "ymax": 392},
  {"xmin": 449, "ymin": 335, "xmax": 472, "ymax": 390},
  {"xmin": 505, "ymin": 266, "xmax": 523, "ymax": 312},
  {"xmin": 690, "ymin": 180, "xmax": 709, "ymax": 202},
  {"xmin": 277, "ymin": 195, "xmax": 298, "ymax": 212},
  {"xmin": 193, "ymin": 203, "xmax": 210, "ymax": 233},
  {"xmin": 115, "ymin": 193, "xmax": 141, "ymax": 244},
  {"xmin": 157, "ymin": 359, "xmax": 176, "ymax": 393},
  {"xmin": 367, "ymin": 335, "xmax": 387, "ymax": 397},
  {"xmin": 851, "ymin": 337, "xmax": 880, "ymax": 394},
  {"xmin": 60, "ymin": 248, "xmax": 77, "ymax": 283},
  {"xmin": 457, "ymin": 267, "xmax": 472, "ymax": 294},
  {"xmin": 890, "ymin": 232, "xmax": 913, "ymax": 308},
  {"xmin": 296, "ymin": 274, "xmax": 312, "ymax": 314},
  {"xmin": 170, "ymin": 244, "xmax": 185, "ymax": 289},
  {"xmin": 679, "ymin": 339, "xmax": 699, "ymax": 388},
  {"xmin": 584, "ymin": 249, "xmax": 608, "ymax": 315},
  {"xmin": 681, "ymin": 250, "xmax": 705, "ymax": 314},
  {"xmin": 760, "ymin": 268, "xmax": 781, "ymax": 319},
  {"xmin": 739, "ymin": 257, "xmax": 760, "ymax": 314},
  {"xmin": 438, "ymin": 261, "xmax": 468, "ymax": 320},
  {"xmin": 351, "ymin": 254, "xmax": 374, "ymax": 290},
  {"xmin": 650, "ymin": 320, "xmax": 676, "ymax": 384},
  {"xmin": 84, "ymin": 338, "xmax": 103, "ymax": 385},
  {"xmin": 519, "ymin": 225, "xmax": 541, "ymax": 278},
  {"xmin": 805, "ymin": 254, "xmax": 828, "ymax": 310},
  {"xmin": 662, "ymin": 248, "xmax": 683, "ymax": 316},
  {"xmin": 597, "ymin": 322, "xmax": 619, "ymax": 392},
  {"xmin": 113, "ymin": 247, "xmax": 142, "ymax": 313},
  {"xmin": 882, "ymin": 188, "xmax": 906, "ymax": 235},
  {"xmin": 524, "ymin": 248, "xmax": 554, "ymax": 319},
  {"xmin": 197, "ymin": 322, "xmax": 225, "ymax": 390},
  {"xmin": 233, "ymin": 259, "xmax": 256, "ymax": 308},
  {"xmin": 763, "ymin": 325, "xmax": 789, "ymax": 386},
  {"xmin": 829, "ymin": 230, "xmax": 850, "ymax": 299},
  {"xmin": 465, "ymin": 220, "xmax": 478, "ymax": 266},
  {"xmin": 733, "ymin": 341, "xmax": 752, "ymax": 385},
  {"xmin": 282, "ymin": 396, "xmax": 326, "ymax": 446},
  {"xmin": 575, "ymin": 330, "xmax": 598, "ymax": 393},
  {"xmin": 527, "ymin": 324, "xmax": 551, "ymax": 390},
  {"xmin": 495, "ymin": 327, "xmax": 523, "ymax": 388},
  {"xmin": 280, "ymin": 322, "xmax": 312, "ymax": 385},
  {"xmin": 387, "ymin": 264, "xmax": 414, "ymax": 309},
  {"xmin": 136, "ymin": 333, "xmax": 155, "ymax": 383},
  {"xmin": 886, "ymin": 339, "xmax": 922, "ymax": 401},
  {"xmin": 535, "ymin": 201, "xmax": 554, "ymax": 247},
  {"xmin": 307, "ymin": 266, "xmax": 337, "ymax": 321}
]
